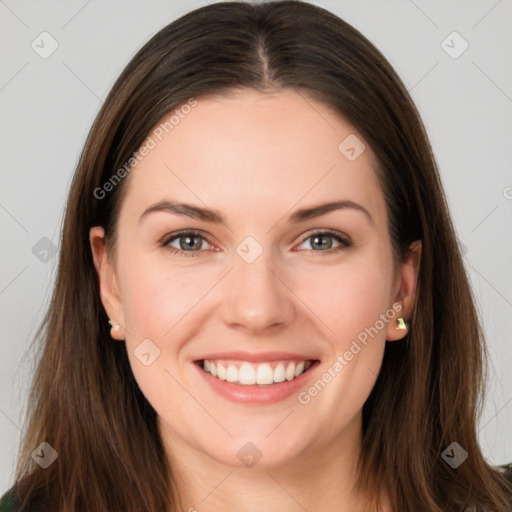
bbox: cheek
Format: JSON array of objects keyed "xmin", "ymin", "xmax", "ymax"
[
  {"xmin": 119, "ymin": 252, "xmax": 212, "ymax": 338},
  {"xmin": 294, "ymin": 252, "xmax": 395, "ymax": 429},
  {"xmin": 295, "ymin": 252, "xmax": 395, "ymax": 343},
  {"xmin": 119, "ymin": 242, "xmax": 395, "ymax": 347},
  {"xmin": 118, "ymin": 257, "xmax": 207, "ymax": 413}
]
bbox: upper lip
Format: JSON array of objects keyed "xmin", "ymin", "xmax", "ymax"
[{"xmin": 194, "ymin": 351, "xmax": 318, "ymax": 363}]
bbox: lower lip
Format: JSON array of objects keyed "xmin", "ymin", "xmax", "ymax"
[{"xmin": 193, "ymin": 361, "xmax": 320, "ymax": 404}]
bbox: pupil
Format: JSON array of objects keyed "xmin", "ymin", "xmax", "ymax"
[
  {"xmin": 181, "ymin": 235, "xmax": 201, "ymax": 250},
  {"xmin": 312, "ymin": 235, "xmax": 332, "ymax": 250}
]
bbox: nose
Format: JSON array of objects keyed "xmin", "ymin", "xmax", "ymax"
[{"xmin": 220, "ymin": 249, "xmax": 296, "ymax": 335}]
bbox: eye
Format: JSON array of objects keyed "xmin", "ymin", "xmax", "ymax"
[
  {"xmin": 296, "ymin": 229, "xmax": 351, "ymax": 252},
  {"xmin": 160, "ymin": 228, "xmax": 351, "ymax": 258},
  {"xmin": 161, "ymin": 230, "xmax": 213, "ymax": 257}
]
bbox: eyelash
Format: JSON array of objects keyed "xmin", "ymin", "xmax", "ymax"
[{"xmin": 160, "ymin": 229, "xmax": 352, "ymax": 258}]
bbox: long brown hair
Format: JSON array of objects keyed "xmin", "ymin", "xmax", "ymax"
[{"xmin": 11, "ymin": 2, "xmax": 511, "ymax": 511}]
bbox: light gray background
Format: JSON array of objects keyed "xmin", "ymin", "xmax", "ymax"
[{"xmin": 1, "ymin": 0, "xmax": 511, "ymax": 494}]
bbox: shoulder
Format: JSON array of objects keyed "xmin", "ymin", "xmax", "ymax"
[
  {"xmin": 1, "ymin": 465, "xmax": 511, "ymax": 512},
  {"xmin": 499, "ymin": 462, "xmax": 512, "ymax": 489},
  {"xmin": 465, "ymin": 463, "xmax": 512, "ymax": 512},
  {"xmin": 0, "ymin": 488, "xmax": 19, "ymax": 512},
  {"xmin": 501, "ymin": 462, "xmax": 512, "ymax": 476}
]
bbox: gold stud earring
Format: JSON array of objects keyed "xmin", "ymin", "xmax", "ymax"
[
  {"xmin": 108, "ymin": 319, "xmax": 120, "ymax": 331},
  {"xmin": 396, "ymin": 317, "xmax": 407, "ymax": 331}
]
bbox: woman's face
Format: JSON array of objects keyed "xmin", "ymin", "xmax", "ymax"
[{"xmin": 91, "ymin": 88, "xmax": 419, "ymax": 470}]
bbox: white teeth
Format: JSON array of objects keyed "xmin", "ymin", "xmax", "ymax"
[
  {"xmin": 285, "ymin": 362, "xmax": 295, "ymax": 381},
  {"xmin": 239, "ymin": 363, "xmax": 256, "ymax": 385},
  {"xmin": 201, "ymin": 359, "xmax": 312, "ymax": 385},
  {"xmin": 273, "ymin": 363, "xmax": 286, "ymax": 383},
  {"xmin": 217, "ymin": 363, "xmax": 226, "ymax": 380},
  {"xmin": 226, "ymin": 364, "xmax": 238, "ymax": 383},
  {"xmin": 256, "ymin": 364, "xmax": 274, "ymax": 385}
]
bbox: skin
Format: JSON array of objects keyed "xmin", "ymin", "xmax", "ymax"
[{"xmin": 90, "ymin": 88, "xmax": 421, "ymax": 512}]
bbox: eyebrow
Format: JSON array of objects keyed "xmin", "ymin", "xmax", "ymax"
[
  {"xmin": 138, "ymin": 199, "xmax": 373, "ymax": 226},
  {"xmin": 139, "ymin": 200, "xmax": 224, "ymax": 224},
  {"xmin": 288, "ymin": 200, "xmax": 373, "ymax": 225}
]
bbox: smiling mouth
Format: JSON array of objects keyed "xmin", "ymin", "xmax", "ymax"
[{"xmin": 195, "ymin": 359, "xmax": 317, "ymax": 386}]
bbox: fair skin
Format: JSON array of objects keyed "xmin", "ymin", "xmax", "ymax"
[{"xmin": 90, "ymin": 88, "xmax": 421, "ymax": 512}]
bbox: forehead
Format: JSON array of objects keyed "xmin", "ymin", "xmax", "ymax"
[{"xmin": 119, "ymin": 88, "xmax": 384, "ymax": 226}]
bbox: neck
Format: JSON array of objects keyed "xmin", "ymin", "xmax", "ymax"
[{"xmin": 159, "ymin": 413, "xmax": 389, "ymax": 512}]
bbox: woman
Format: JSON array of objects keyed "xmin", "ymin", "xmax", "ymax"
[{"xmin": 1, "ymin": 1, "xmax": 511, "ymax": 511}]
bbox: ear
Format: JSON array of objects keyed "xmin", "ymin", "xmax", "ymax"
[
  {"xmin": 386, "ymin": 240, "xmax": 422, "ymax": 341},
  {"xmin": 89, "ymin": 226, "xmax": 125, "ymax": 340}
]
